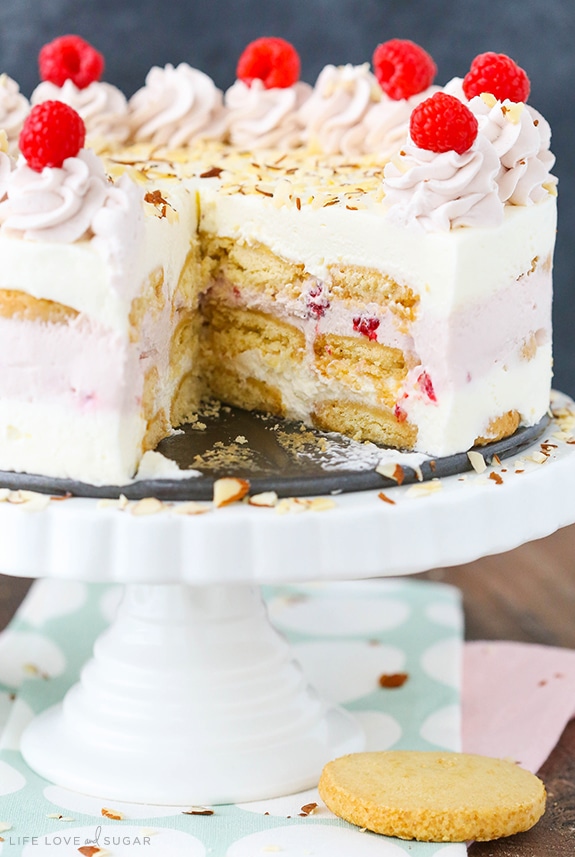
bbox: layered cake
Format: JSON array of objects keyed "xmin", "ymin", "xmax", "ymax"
[{"xmin": 0, "ymin": 37, "xmax": 557, "ymax": 485}]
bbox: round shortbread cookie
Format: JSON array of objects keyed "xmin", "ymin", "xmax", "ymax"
[{"xmin": 318, "ymin": 750, "xmax": 546, "ymax": 842}]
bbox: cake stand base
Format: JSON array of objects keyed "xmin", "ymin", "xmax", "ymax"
[{"xmin": 20, "ymin": 583, "xmax": 363, "ymax": 805}]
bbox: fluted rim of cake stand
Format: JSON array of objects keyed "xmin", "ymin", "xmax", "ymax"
[{"xmin": 1, "ymin": 394, "xmax": 574, "ymax": 585}]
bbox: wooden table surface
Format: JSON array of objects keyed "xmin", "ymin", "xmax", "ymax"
[{"xmin": 1, "ymin": 522, "xmax": 574, "ymax": 855}]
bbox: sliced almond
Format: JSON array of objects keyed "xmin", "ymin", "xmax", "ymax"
[
  {"xmin": 97, "ymin": 494, "xmax": 130, "ymax": 511},
  {"xmin": 173, "ymin": 501, "xmax": 212, "ymax": 515},
  {"xmin": 131, "ymin": 497, "xmax": 165, "ymax": 516},
  {"xmin": 405, "ymin": 479, "xmax": 443, "ymax": 498},
  {"xmin": 375, "ymin": 462, "xmax": 405, "ymax": 484},
  {"xmin": 467, "ymin": 450, "xmax": 487, "ymax": 474},
  {"xmin": 248, "ymin": 491, "xmax": 278, "ymax": 508},
  {"xmin": 213, "ymin": 477, "xmax": 250, "ymax": 508},
  {"xmin": 101, "ymin": 807, "xmax": 124, "ymax": 820},
  {"xmin": 309, "ymin": 497, "xmax": 336, "ymax": 512},
  {"xmin": 7, "ymin": 490, "xmax": 50, "ymax": 511}
]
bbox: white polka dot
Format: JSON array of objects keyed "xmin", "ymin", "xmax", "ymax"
[
  {"xmin": 21, "ymin": 826, "xmax": 205, "ymax": 856},
  {"xmin": 0, "ymin": 690, "xmax": 14, "ymax": 732},
  {"xmin": 18, "ymin": 580, "xmax": 87, "ymax": 627},
  {"xmin": 432, "ymin": 845, "xmax": 468, "ymax": 856},
  {"xmin": 268, "ymin": 595, "xmax": 410, "ymax": 637},
  {"xmin": 99, "ymin": 585, "xmax": 124, "ymax": 623},
  {"xmin": 237, "ymin": 786, "xmax": 332, "ymax": 818},
  {"xmin": 355, "ymin": 710, "xmax": 402, "ymax": 751},
  {"xmin": 0, "ymin": 696, "xmax": 34, "ymax": 751},
  {"xmin": 0, "ymin": 759, "xmax": 26, "ymax": 795},
  {"xmin": 420, "ymin": 704, "xmax": 461, "ymax": 751},
  {"xmin": 425, "ymin": 601, "xmax": 463, "ymax": 631},
  {"xmin": 0, "ymin": 631, "xmax": 66, "ymax": 687},
  {"xmin": 43, "ymin": 786, "xmax": 190, "ymax": 819},
  {"xmin": 227, "ymin": 824, "xmax": 406, "ymax": 856},
  {"xmin": 294, "ymin": 641, "xmax": 405, "ymax": 704},
  {"xmin": 420, "ymin": 638, "xmax": 461, "ymax": 689}
]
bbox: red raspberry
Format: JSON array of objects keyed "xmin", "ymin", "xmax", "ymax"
[
  {"xmin": 353, "ymin": 316, "xmax": 380, "ymax": 341},
  {"xmin": 39, "ymin": 34, "xmax": 104, "ymax": 89},
  {"xmin": 19, "ymin": 101, "xmax": 86, "ymax": 172},
  {"xmin": 372, "ymin": 39, "xmax": 436, "ymax": 100},
  {"xmin": 417, "ymin": 371, "xmax": 437, "ymax": 402},
  {"xmin": 462, "ymin": 52, "xmax": 530, "ymax": 103},
  {"xmin": 237, "ymin": 37, "xmax": 300, "ymax": 89},
  {"xmin": 410, "ymin": 92, "xmax": 478, "ymax": 155}
]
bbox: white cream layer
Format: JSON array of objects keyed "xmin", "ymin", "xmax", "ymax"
[{"xmin": 200, "ymin": 187, "xmax": 556, "ymax": 314}]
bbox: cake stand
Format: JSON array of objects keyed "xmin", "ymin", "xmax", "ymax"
[{"xmin": 2, "ymin": 397, "xmax": 575, "ymax": 805}]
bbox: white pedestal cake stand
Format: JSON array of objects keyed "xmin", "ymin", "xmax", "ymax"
[{"xmin": 2, "ymin": 402, "xmax": 575, "ymax": 805}]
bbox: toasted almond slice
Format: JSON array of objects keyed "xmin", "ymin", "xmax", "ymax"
[
  {"xmin": 376, "ymin": 462, "xmax": 407, "ymax": 485},
  {"xmin": 173, "ymin": 501, "xmax": 212, "ymax": 515},
  {"xmin": 467, "ymin": 450, "xmax": 487, "ymax": 474},
  {"xmin": 309, "ymin": 497, "xmax": 336, "ymax": 511},
  {"xmin": 101, "ymin": 807, "xmax": 124, "ymax": 820},
  {"xmin": 405, "ymin": 479, "xmax": 442, "ymax": 498},
  {"xmin": 275, "ymin": 497, "xmax": 311, "ymax": 515},
  {"xmin": 97, "ymin": 494, "xmax": 130, "ymax": 511},
  {"xmin": 248, "ymin": 491, "xmax": 278, "ymax": 508},
  {"xmin": 182, "ymin": 806, "xmax": 214, "ymax": 816},
  {"xmin": 7, "ymin": 489, "xmax": 50, "ymax": 511},
  {"xmin": 213, "ymin": 477, "xmax": 250, "ymax": 508},
  {"xmin": 131, "ymin": 497, "xmax": 165, "ymax": 516}
]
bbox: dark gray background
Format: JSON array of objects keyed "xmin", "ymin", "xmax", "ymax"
[{"xmin": 1, "ymin": 0, "xmax": 573, "ymax": 395}]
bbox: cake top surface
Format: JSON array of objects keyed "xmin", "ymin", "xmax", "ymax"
[{"xmin": 0, "ymin": 34, "xmax": 558, "ymax": 247}]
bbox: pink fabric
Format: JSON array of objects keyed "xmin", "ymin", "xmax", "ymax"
[{"xmin": 462, "ymin": 641, "xmax": 575, "ymax": 773}]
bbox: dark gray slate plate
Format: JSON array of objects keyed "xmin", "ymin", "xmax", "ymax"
[{"xmin": 0, "ymin": 407, "xmax": 549, "ymax": 500}]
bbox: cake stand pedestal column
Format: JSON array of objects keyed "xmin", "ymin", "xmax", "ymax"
[{"xmin": 20, "ymin": 582, "xmax": 363, "ymax": 805}]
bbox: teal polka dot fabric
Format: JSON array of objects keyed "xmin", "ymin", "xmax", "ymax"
[{"xmin": 0, "ymin": 578, "xmax": 466, "ymax": 856}]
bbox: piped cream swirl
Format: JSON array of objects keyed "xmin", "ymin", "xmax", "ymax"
[
  {"xmin": 363, "ymin": 87, "xmax": 439, "ymax": 159},
  {"xmin": 31, "ymin": 79, "xmax": 130, "ymax": 145},
  {"xmin": 383, "ymin": 132, "xmax": 504, "ymax": 231},
  {"xmin": 0, "ymin": 74, "xmax": 30, "ymax": 153},
  {"xmin": 128, "ymin": 63, "xmax": 227, "ymax": 147},
  {"xmin": 0, "ymin": 145, "xmax": 13, "ymax": 200},
  {"xmin": 91, "ymin": 173, "xmax": 144, "ymax": 297},
  {"xmin": 225, "ymin": 78, "xmax": 311, "ymax": 149},
  {"xmin": 469, "ymin": 95, "xmax": 556, "ymax": 204},
  {"xmin": 298, "ymin": 63, "xmax": 382, "ymax": 156}
]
